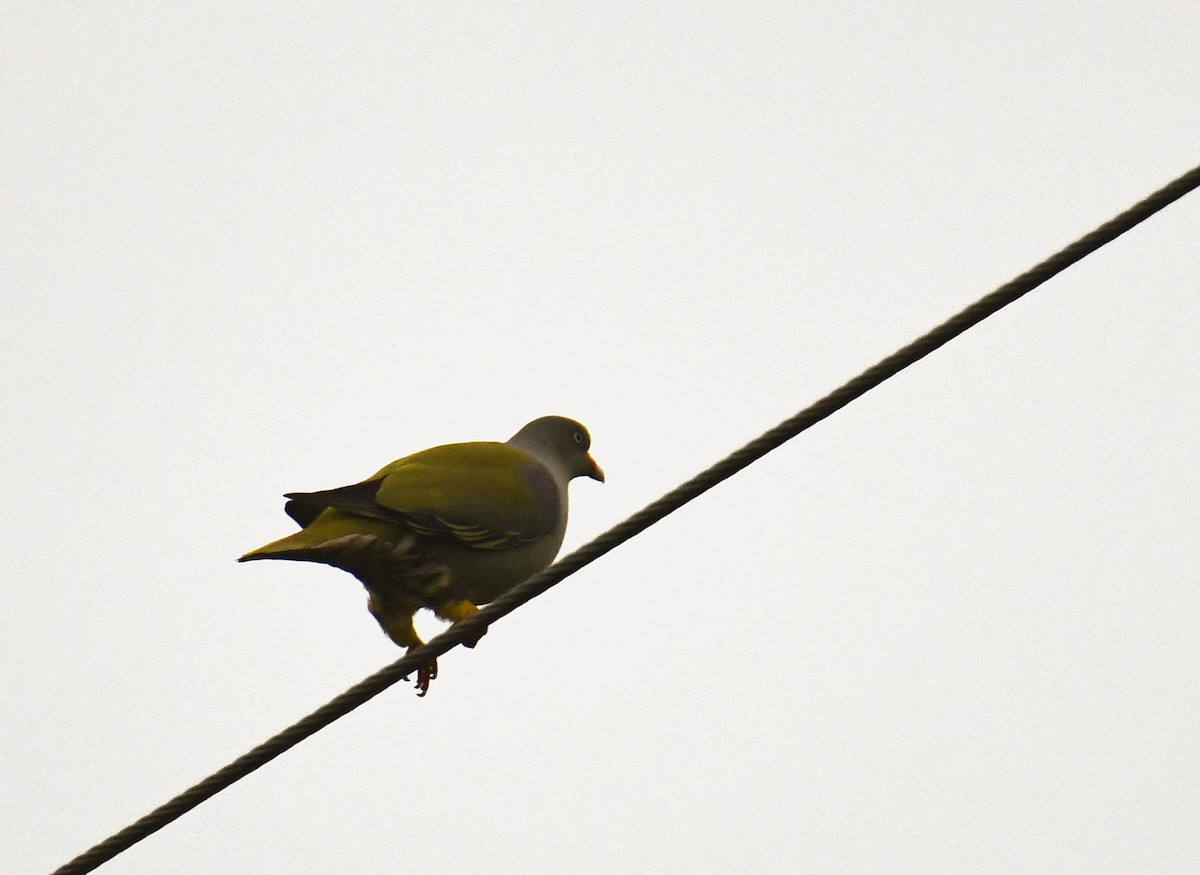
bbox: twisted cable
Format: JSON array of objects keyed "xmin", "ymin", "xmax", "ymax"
[{"xmin": 53, "ymin": 162, "xmax": 1200, "ymax": 875}]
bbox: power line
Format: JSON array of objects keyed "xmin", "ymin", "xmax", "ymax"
[{"xmin": 53, "ymin": 162, "xmax": 1200, "ymax": 875}]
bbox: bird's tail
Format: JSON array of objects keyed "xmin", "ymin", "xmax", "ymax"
[
  {"xmin": 238, "ymin": 510, "xmax": 409, "ymax": 566},
  {"xmin": 238, "ymin": 528, "xmax": 327, "ymax": 563}
]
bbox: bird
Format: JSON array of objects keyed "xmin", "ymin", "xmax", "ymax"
[{"xmin": 239, "ymin": 415, "xmax": 604, "ymax": 694}]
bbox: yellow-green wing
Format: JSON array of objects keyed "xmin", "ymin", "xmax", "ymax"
[
  {"xmin": 372, "ymin": 442, "xmax": 558, "ymax": 547},
  {"xmin": 284, "ymin": 441, "xmax": 560, "ymax": 549}
]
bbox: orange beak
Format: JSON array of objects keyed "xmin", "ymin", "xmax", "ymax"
[{"xmin": 586, "ymin": 454, "xmax": 605, "ymax": 482}]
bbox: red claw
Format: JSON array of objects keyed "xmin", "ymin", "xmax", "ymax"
[{"xmin": 414, "ymin": 659, "xmax": 438, "ymax": 696}]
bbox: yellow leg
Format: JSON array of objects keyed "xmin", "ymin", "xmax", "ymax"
[
  {"xmin": 433, "ymin": 599, "xmax": 479, "ymax": 623},
  {"xmin": 433, "ymin": 599, "xmax": 487, "ymax": 648},
  {"xmin": 366, "ymin": 593, "xmax": 422, "ymax": 649},
  {"xmin": 367, "ymin": 593, "xmax": 439, "ymax": 696}
]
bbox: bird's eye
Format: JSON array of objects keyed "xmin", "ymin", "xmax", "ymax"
[{"xmin": 573, "ymin": 432, "xmax": 584, "ymax": 444}]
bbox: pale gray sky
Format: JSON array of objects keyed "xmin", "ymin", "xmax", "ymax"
[{"xmin": 4, "ymin": 3, "xmax": 1199, "ymax": 873}]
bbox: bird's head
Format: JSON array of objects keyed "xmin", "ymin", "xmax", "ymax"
[{"xmin": 509, "ymin": 415, "xmax": 604, "ymax": 483}]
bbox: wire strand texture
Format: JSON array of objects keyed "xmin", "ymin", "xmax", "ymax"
[{"xmin": 53, "ymin": 162, "xmax": 1200, "ymax": 875}]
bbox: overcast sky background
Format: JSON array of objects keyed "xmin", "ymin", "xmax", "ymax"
[{"xmin": 4, "ymin": 3, "xmax": 1199, "ymax": 873}]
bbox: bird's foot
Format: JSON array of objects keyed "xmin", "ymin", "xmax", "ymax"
[
  {"xmin": 415, "ymin": 659, "xmax": 438, "ymax": 696},
  {"xmin": 404, "ymin": 658, "xmax": 438, "ymax": 697},
  {"xmin": 462, "ymin": 624, "xmax": 488, "ymax": 649}
]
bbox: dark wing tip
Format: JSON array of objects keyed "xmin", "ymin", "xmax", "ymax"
[
  {"xmin": 282, "ymin": 479, "xmax": 403, "ymax": 527},
  {"xmin": 283, "ymin": 496, "xmax": 322, "ymax": 528}
]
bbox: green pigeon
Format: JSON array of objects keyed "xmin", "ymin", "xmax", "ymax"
[{"xmin": 240, "ymin": 416, "xmax": 603, "ymax": 694}]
